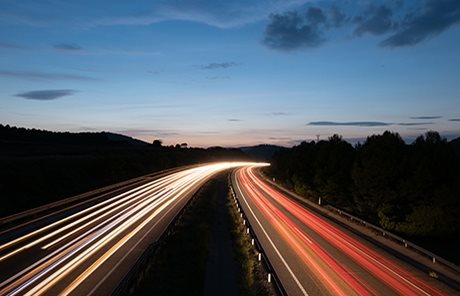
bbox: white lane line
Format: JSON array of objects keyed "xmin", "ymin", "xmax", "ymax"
[{"xmin": 234, "ymin": 169, "xmax": 310, "ymax": 296}]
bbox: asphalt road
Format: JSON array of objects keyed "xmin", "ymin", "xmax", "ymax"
[
  {"xmin": 0, "ymin": 162, "xmax": 260, "ymax": 295},
  {"xmin": 232, "ymin": 165, "xmax": 460, "ymax": 296}
]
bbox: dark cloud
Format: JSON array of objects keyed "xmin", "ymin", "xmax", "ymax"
[
  {"xmin": 263, "ymin": 9, "xmax": 326, "ymax": 51},
  {"xmin": 227, "ymin": 118, "xmax": 242, "ymax": 122},
  {"xmin": 354, "ymin": 5, "xmax": 396, "ymax": 36},
  {"xmin": 449, "ymin": 118, "xmax": 460, "ymax": 122},
  {"xmin": 330, "ymin": 6, "xmax": 347, "ymax": 28},
  {"xmin": 410, "ymin": 116, "xmax": 442, "ymax": 119},
  {"xmin": 199, "ymin": 62, "xmax": 237, "ymax": 70},
  {"xmin": 308, "ymin": 121, "xmax": 391, "ymax": 127},
  {"xmin": 207, "ymin": 76, "xmax": 230, "ymax": 80},
  {"xmin": 0, "ymin": 70, "xmax": 97, "ymax": 81},
  {"xmin": 267, "ymin": 112, "xmax": 292, "ymax": 116},
  {"xmin": 397, "ymin": 122, "xmax": 434, "ymax": 126},
  {"xmin": 15, "ymin": 89, "xmax": 77, "ymax": 100},
  {"xmin": 381, "ymin": 0, "xmax": 460, "ymax": 47},
  {"xmin": 53, "ymin": 43, "xmax": 83, "ymax": 51},
  {"xmin": 263, "ymin": 0, "xmax": 460, "ymax": 51},
  {"xmin": 0, "ymin": 42, "xmax": 27, "ymax": 50}
]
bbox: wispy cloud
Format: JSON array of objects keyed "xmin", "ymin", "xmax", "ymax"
[
  {"xmin": 227, "ymin": 118, "xmax": 242, "ymax": 122},
  {"xmin": 397, "ymin": 122, "xmax": 434, "ymax": 126},
  {"xmin": 15, "ymin": 89, "xmax": 77, "ymax": 100},
  {"xmin": 0, "ymin": 41, "xmax": 28, "ymax": 50},
  {"xmin": 90, "ymin": 0, "xmax": 310, "ymax": 28},
  {"xmin": 308, "ymin": 121, "xmax": 436, "ymax": 127},
  {"xmin": 308, "ymin": 121, "xmax": 391, "ymax": 127},
  {"xmin": 53, "ymin": 43, "xmax": 83, "ymax": 51},
  {"xmin": 0, "ymin": 70, "xmax": 98, "ymax": 81},
  {"xmin": 199, "ymin": 62, "xmax": 237, "ymax": 70},
  {"xmin": 410, "ymin": 116, "xmax": 442, "ymax": 120},
  {"xmin": 207, "ymin": 76, "xmax": 230, "ymax": 80},
  {"xmin": 267, "ymin": 112, "xmax": 292, "ymax": 116},
  {"xmin": 449, "ymin": 118, "xmax": 460, "ymax": 122}
]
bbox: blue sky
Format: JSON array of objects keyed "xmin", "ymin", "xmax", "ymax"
[{"xmin": 1, "ymin": 0, "xmax": 459, "ymax": 147}]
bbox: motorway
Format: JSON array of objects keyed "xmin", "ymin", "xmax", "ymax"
[
  {"xmin": 0, "ymin": 162, "xmax": 261, "ymax": 296},
  {"xmin": 233, "ymin": 165, "xmax": 459, "ymax": 296}
]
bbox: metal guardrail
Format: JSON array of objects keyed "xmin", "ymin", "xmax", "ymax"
[
  {"xmin": 229, "ymin": 183, "xmax": 288, "ymax": 296},
  {"xmin": 262, "ymin": 174, "xmax": 460, "ymax": 275},
  {"xmin": 324, "ymin": 204, "xmax": 460, "ymax": 274}
]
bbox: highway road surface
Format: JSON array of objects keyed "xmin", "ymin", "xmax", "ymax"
[
  {"xmin": 233, "ymin": 165, "xmax": 460, "ymax": 296},
  {"xmin": 0, "ymin": 162, "xmax": 263, "ymax": 296}
]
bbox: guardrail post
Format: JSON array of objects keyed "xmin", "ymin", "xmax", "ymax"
[
  {"xmin": 267, "ymin": 273, "xmax": 271, "ymax": 283},
  {"xmin": 318, "ymin": 197, "xmax": 321, "ymax": 205},
  {"xmin": 247, "ymin": 228, "xmax": 250, "ymax": 234},
  {"xmin": 251, "ymin": 238, "xmax": 254, "ymax": 245},
  {"xmin": 258, "ymin": 253, "xmax": 262, "ymax": 261},
  {"xmin": 433, "ymin": 257, "xmax": 436, "ymax": 263}
]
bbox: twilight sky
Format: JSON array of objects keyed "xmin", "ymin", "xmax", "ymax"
[{"xmin": 1, "ymin": 0, "xmax": 459, "ymax": 147}]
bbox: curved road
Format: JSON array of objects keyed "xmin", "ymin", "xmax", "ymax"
[
  {"xmin": 233, "ymin": 165, "xmax": 459, "ymax": 296},
  {"xmin": 0, "ymin": 162, "xmax": 262, "ymax": 296}
]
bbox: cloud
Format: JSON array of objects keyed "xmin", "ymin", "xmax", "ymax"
[
  {"xmin": 308, "ymin": 121, "xmax": 391, "ymax": 127},
  {"xmin": 263, "ymin": 0, "xmax": 460, "ymax": 51},
  {"xmin": 381, "ymin": 0, "xmax": 460, "ymax": 47},
  {"xmin": 199, "ymin": 62, "xmax": 237, "ymax": 70},
  {"xmin": 308, "ymin": 121, "xmax": 436, "ymax": 127},
  {"xmin": 53, "ymin": 43, "xmax": 83, "ymax": 51},
  {"xmin": 353, "ymin": 5, "xmax": 396, "ymax": 36},
  {"xmin": 449, "ymin": 118, "xmax": 460, "ymax": 122},
  {"xmin": 263, "ymin": 9, "xmax": 326, "ymax": 51},
  {"xmin": 397, "ymin": 122, "xmax": 434, "ymax": 126},
  {"xmin": 90, "ymin": 0, "xmax": 310, "ymax": 28},
  {"xmin": 0, "ymin": 41, "xmax": 28, "ymax": 50},
  {"xmin": 0, "ymin": 0, "xmax": 310, "ymax": 29},
  {"xmin": 227, "ymin": 118, "xmax": 242, "ymax": 122},
  {"xmin": 268, "ymin": 112, "xmax": 292, "ymax": 116},
  {"xmin": 410, "ymin": 116, "xmax": 442, "ymax": 119},
  {"xmin": 0, "ymin": 70, "xmax": 97, "ymax": 81},
  {"xmin": 207, "ymin": 76, "xmax": 230, "ymax": 80},
  {"xmin": 15, "ymin": 89, "xmax": 77, "ymax": 100}
]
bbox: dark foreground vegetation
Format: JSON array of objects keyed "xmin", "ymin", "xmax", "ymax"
[
  {"xmin": 129, "ymin": 178, "xmax": 222, "ymax": 295},
  {"xmin": 226, "ymin": 183, "xmax": 274, "ymax": 296},
  {"xmin": 129, "ymin": 176, "xmax": 271, "ymax": 296},
  {"xmin": 0, "ymin": 124, "xmax": 247, "ymax": 217},
  {"xmin": 267, "ymin": 131, "xmax": 460, "ymax": 262}
]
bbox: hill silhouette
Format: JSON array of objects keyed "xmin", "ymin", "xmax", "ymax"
[{"xmin": 0, "ymin": 124, "xmax": 248, "ymax": 216}]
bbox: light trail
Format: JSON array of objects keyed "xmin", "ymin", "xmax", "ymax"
[
  {"xmin": 235, "ymin": 166, "xmax": 445, "ymax": 296},
  {"xmin": 0, "ymin": 162, "xmax": 264, "ymax": 295}
]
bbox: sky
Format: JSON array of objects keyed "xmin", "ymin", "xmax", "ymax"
[{"xmin": 1, "ymin": 0, "xmax": 459, "ymax": 147}]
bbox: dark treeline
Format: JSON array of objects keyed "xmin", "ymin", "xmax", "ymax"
[
  {"xmin": 0, "ymin": 124, "xmax": 248, "ymax": 217},
  {"xmin": 268, "ymin": 131, "xmax": 460, "ymax": 240}
]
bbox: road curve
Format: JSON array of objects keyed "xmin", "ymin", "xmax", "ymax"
[
  {"xmin": 232, "ymin": 165, "xmax": 459, "ymax": 296},
  {"xmin": 0, "ymin": 162, "xmax": 264, "ymax": 296}
]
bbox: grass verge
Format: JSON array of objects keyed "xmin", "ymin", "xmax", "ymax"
[
  {"xmin": 128, "ymin": 177, "xmax": 220, "ymax": 296},
  {"xmin": 226, "ymin": 181, "xmax": 276, "ymax": 296}
]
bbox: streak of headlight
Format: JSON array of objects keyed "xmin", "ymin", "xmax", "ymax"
[
  {"xmin": 1, "ymin": 162, "xmax": 266, "ymax": 295},
  {"xmin": 0, "ymin": 171, "xmax": 182, "ymax": 257},
  {"xmin": 240, "ymin": 166, "xmax": 442, "ymax": 296}
]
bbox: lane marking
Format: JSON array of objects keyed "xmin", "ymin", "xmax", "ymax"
[{"xmin": 234, "ymin": 169, "xmax": 309, "ymax": 296}]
